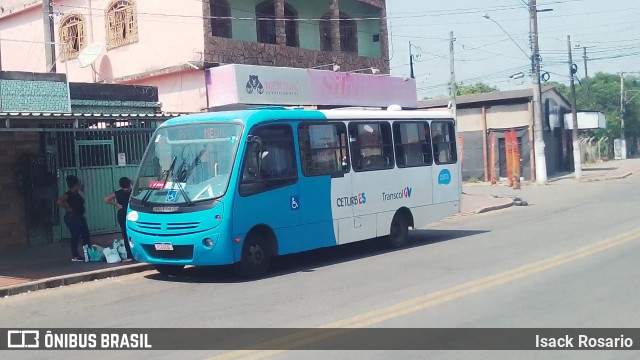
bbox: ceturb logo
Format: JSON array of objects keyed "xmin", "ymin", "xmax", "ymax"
[
  {"xmin": 383, "ymin": 187, "xmax": 412, "ymax": 201},
  {"xmin": 337, "ymin": 193, "xmax": 366, "ymax": 207}
]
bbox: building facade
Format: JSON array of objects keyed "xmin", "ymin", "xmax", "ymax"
[
  {"xmin": 0, "ymin": 70, "xmax": 176, "ymax": 252},
  {"xmin": 0, "ymin": 0, "xmax": 389, "ymax": 113},
  {"xmin": 418, "ymin": 87, "xmax": 572, "ymax": 181}
]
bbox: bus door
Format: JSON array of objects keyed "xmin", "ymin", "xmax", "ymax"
[
  {"xmin": 233, "ymin": 124, "xmax": 300, "ymax": 253},
  {"xmin": 297, "ymin": 122, "xmax": 351, "ymax": 248},
  {"xmin": 431, "ymin": 121, "xmax": 460, "ymax": 204},
  {"xmin": 342, "ymin": 121, "xmax": 395, "ymax": 243}
]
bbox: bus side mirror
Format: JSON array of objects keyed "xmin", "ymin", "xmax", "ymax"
[{"xmin": 246, "ymin": 135, "xmax": 265, "ymax": 177}]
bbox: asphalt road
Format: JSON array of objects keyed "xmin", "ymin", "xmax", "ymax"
[{"xmin": 2, "ymin": 174, "xmax": 640, "ymax": 360}]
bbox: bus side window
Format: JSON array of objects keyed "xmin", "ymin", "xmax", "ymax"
[
  {"xmin": 298, "ymin": 122, "xmax": 350, "ymax": 177},
  {"xmin": 240, "ymin": 124, "xmax": 298, "ymax": 196},
  {"xmin": 393, "ymin": 121, "xmax": 433, "ymax": 167},
  {"xmin": 431, "ymin": 121, "xmax": 458, "ymax": 165},
  {"xmin": 348, "ymin": 121, "xmax": 394, "ymax": 172}
]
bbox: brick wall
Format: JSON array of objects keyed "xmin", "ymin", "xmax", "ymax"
[{"xmin": 204, "ymin": 37, "xmax": 390, "ymax": 74}]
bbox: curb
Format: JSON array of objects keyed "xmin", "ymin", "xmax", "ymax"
[
  {"xmin": 0, "ymin": 263, "xmax": 153, "ymax": 298},
  {"xmin": 579, "ymin": 172, "xmax": 632, "ymax": 183},
  {"xmin": 456, "ymin": 199, "xmax": 515, "ymax": 217},
  {"xmin": 475, "ymin": 200, "xmax": 515, "ymax": 214}
]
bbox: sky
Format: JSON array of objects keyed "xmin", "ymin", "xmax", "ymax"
[{"xmin": 385, "ymin": 0, "xmax": 640, "ymax": 99}]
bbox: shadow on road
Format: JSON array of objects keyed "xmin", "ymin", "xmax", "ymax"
[{"xmin": 144, "ymin": 229, "xmax": 488, "ymax": 284}]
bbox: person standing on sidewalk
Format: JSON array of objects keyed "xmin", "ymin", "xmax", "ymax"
[
  {"xmin": 57, "ymin": 175, "xmax": 91, "ymax": 262},
  {"xmin": 103, "ymin": 177, "xmax": 133, "ymax": 261}
]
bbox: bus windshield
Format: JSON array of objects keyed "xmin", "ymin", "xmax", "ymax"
[{"xmin": 132, "ymin": 123, "xmax": 242, "ymax": 205}]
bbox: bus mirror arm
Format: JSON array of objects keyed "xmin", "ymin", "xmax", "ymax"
[{"xmin": 247, "ymin": 135, "xmax": 263, "ymax": 149}]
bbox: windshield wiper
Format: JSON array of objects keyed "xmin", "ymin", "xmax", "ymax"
[
  {"xmin": 142, "ymin": 156, "xmax": 177, "ymax": 206},
  {"xmin": 175, "ymin": 181, "xmax": 193, "ymax": 205}
]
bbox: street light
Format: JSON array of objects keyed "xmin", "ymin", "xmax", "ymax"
[
  {"xmin": 482, "ymin": 14, "xmax": 530, "ymax": 59},
  {"xmin": 483, "ymin": 1, "xmax": 552, "ymax": 184}
]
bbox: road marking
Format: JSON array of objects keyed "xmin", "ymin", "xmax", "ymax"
[{"xmin": 208, "ymin": 228, "xmax": 640, "ymax": 360}]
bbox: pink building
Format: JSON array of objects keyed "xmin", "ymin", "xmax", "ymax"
[{"xmin": 0, "ymin": 0, "xmax": 390, "ymax": 113}]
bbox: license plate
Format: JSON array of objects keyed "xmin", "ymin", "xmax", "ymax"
[{"xmin": 154, "ymin": 243, "xmax": 174, "ymax": 251}]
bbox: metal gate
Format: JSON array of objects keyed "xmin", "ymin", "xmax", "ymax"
[{"xmin": 52, "ymin": 124, "xmax": 155, "ymax": 240}]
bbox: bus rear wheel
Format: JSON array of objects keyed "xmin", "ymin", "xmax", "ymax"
[
  {"xmin": 154, "ymin": 264, "xmax": 184, "ymax": 276},
  {"xmin": 235, "ymin": 232, "xmax": 272, "ymax": 279},
  {"xmin": 388, "ymin": 214, "xmax": 409, "ymax": 248}
]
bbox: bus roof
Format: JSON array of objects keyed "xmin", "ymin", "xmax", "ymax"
[{"xmin": 159, "ymin": 107, "xmax": 454, "ymax": 128}]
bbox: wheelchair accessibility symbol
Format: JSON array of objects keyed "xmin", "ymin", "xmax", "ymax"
[{"xmin": 290, "ymin": 195, "xmax": 299, "ymax": 210}]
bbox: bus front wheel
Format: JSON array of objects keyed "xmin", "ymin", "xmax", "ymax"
[
  {"xmin": 154, "ymin": 264, "xmax": 184, "ymax": 276},
  {"xmin": 388, "ymin": 214, "xmax": 409, "ymax": 248},
  {"xmin": 235, "ymin": 232, "xmax": 273, "ymax": 279}
]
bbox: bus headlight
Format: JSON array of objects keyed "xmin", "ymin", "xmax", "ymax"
[
  {"xmin": 129, "ymin": 237, "xmax": 135, "ymax": 248},
  {"xmin": 203, "ymin": 238, "xmax": 215, "ymax": 248},
  {"xmin": 127, "ymin": 211, "xmax": 139, "ymax": 222}
]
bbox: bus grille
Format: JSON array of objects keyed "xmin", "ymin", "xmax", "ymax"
[
  {"xmin": 136, "ymin": 222, "xmax": 162, "ymax": 230},
  {"xmin": 166, "ymin": 222, "xmax": 201, "ymax": 231},
  {"xmin": 142, "ymin": 244, "xmax": 194, "ymax": 260}
]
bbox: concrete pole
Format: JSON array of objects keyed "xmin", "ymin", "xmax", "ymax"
[
  {"xmin": 530, "ymin": 0, "xmax": 547, "ymax": 183},
  {"xmin": 620, "ymin": 72, "xmax": 627, "ymax": 159},
  {"xmin": 43, "ymin": 0, "xmax": 56, "ymax": 72},
  {"xmin": 449, "ymin": 31, "xmax": 457, "ymax": 119},
  {"xmin": 567, "ymin": 35, "xmax": 581, "ymax": 179}
]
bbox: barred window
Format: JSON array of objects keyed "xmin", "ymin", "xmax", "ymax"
[
  {"xmin": 319, "ymin": 12, "xmax": 357, "ymax": 53},
  {"xmin": 256, "ymin": 1, "xmax": 299, "ymax": 47},
  {"xmin": 59, "ymin": 14, "xmax": 86, "ymax": 60},
  {"xmin": 211, "ymin": 0, "xmax": 232, "ymax": 38},
  {"xmin": 106, "ymin": 0, "xmax": 139, "ymax": 50}
]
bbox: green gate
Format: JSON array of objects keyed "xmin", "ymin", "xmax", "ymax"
[{"xmin": 53, "ymin": 125, "xmax": 155, "ymax": 240}]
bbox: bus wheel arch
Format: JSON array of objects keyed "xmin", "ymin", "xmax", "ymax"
[
  {"xmin": 235, "ymin": 225, "xmax": 278, "ymax": 279},
  {"xmin": 388, "ymin": 208, "xmax": 413, "ymax": 248}
]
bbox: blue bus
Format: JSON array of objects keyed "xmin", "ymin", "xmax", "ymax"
[{"xmin": 127, "ymin": 107, "xmax": 461, "ymax": 278}]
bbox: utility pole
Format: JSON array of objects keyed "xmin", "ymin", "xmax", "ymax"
[
  {"xmin": 530, "ymin": 0, "xmax": 547, "ymax": 183},
  {"xmin": 43, "ymin": 0, "xmax": 56, "ymax": 72},
  {"xmin": 620, "ymin": 72, "xmax": 627, "ymax": 159},
  {"xmin": 567, "ymin": 35, "xmax": 581, "ymax": 179},
  {"xmin": 582, "ymin": 47, "xmax": 589, "ymax": 79},
  {"xmin": 409, "ymin": 41, "xmax": 415, "ymax": 79},
  {"xmin": 449, "ymin": 31, "xmax": 457, "ymax": 118}
]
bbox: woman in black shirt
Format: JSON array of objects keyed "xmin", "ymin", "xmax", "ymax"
[
  {"xmin": 57, "ymin": 175, "xmax": 91, "ymax": 262},
  {"xmin": 104, "ymin": 177, "xmax": 133, "ymax": 261}
]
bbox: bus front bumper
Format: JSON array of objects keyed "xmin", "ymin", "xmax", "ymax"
[{"xmin": 129, "ymin": 229, "xmax": 235, "ymax": 266}]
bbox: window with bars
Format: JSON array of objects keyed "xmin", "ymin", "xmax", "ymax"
[
  {"xmin": 339, "ymin": 14, "xmax": 357, "ymax": 53},
  {"xmin": 106, "ymin": 0, "xmax": 139, "ymax": 50},
  {"xmin": 211, "ymin": 0, "xmax": 232, "ymax": 38},
  {"xmin": 319, "ymin": 12, "xmax": 358, "ymax": 53},
  {"xmin": 59, "ymin": 14, "xmax": 86, "ymax": 60},
  {"xmin": 255, "ymin": 1, "xmax": 299, "ymax": 47}
]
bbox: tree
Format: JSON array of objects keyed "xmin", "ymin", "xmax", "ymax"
[
  {"xmin": 456, "ymin": 82, "xmax": 500, "ymax": 96},
  {"xmin": 547, "ymin": 72, "xmax": 640, "ymax": 140}
]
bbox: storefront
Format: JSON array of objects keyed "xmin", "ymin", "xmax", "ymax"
[{"xmin": 205, "ymin": 64, "xmax": 418, "ymax": 110}]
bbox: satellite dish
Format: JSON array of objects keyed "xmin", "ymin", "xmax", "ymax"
[{"xmin": 78, "ymin": 43, "xmax": 103, "ymax": 68}]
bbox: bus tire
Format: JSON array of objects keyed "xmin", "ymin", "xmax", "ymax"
[
  {"xmin": 154, "ymin": 264, "xmax": 184, "ymax": 276},
  {"xmin": 388, "ymin": 214, "xmax": 409, "ymax": 248},
  {"xmin": 235, "ymin": 232, "xmax": 272, "ymax": 279}
]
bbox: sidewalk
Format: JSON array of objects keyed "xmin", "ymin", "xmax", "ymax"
[
  {"xmin": 0, "ymin": 234, "xmax": 152, "ymax": 298},
  {"xmin": 549, "ymin": 158, "xmax": 640, "ymax": 183},
  {"xmin": 1, "ymin": 194, "xmax": 516, "ymax": 298}
]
